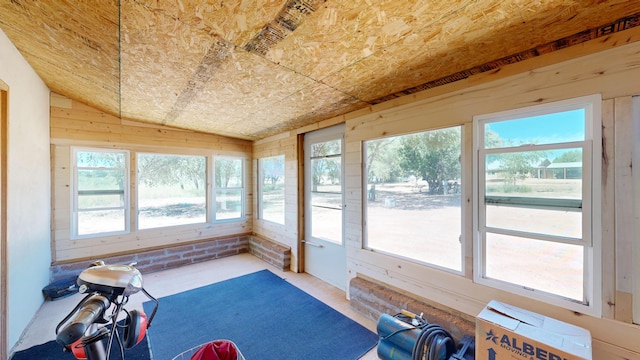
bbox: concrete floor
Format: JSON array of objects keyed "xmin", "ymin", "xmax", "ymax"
[{"xmin": 12, "ymin": 253, "xmax": 379, "ymax": 359}]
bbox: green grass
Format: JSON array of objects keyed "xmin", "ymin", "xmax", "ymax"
[
  {"xmin": 486, "ymin": 184, "xmax": 532, "ymax": 193},
  {"xmin": 138, "ymin": 184, "xmax": 205, "ymax": 199}
]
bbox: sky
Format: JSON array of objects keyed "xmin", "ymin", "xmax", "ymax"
[{"xmin": 486, "ymin": 108, "xmax": 585, "ymax": 147}]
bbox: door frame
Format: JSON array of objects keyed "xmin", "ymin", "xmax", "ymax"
[
  {"xmin": 296, "ymin": 133, "xmax": 305, "ymax": 272},
  {"xmin": 0, "ymin": 82, "xmax": 8, "ymax": 357},
  {"xmin": 301, "ymin": 124, "xmax": 346, "ymax": 288}
]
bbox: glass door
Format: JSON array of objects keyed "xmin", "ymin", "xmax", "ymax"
[{"xmin": 304, "ymin": 124, "xmax": 346, "ymax": 290}]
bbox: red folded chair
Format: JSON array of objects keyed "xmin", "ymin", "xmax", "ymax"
[{"xmin": 189, "ymin": 340, "xmax": 239, "ymax": 360}]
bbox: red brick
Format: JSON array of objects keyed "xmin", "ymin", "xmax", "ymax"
[
  {"xmin": 217, "ymin": 249, "xmax": 240, "ymax": 258},
  {"xmin": 166, "ymin": 259, "xmax": 193, "ymax": 269},
  {"xmin": 349, "ymin": 277, "xmax": 475, "ymax": 343},
  {"xmin": 153, "ymin": 255, "xmax": 181, "ymax": 263},
  {"xmin": 167, "ymin": 245, "xmax": 193, "ymax": 254}
]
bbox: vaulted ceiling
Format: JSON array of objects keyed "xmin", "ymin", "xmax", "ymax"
[{"xmin": 1, "ymin": 1, "xmax": 639, "ymax": 140}]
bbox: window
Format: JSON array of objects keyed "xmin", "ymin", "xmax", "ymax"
[
  {"xmin": 72, "ymin": 148, "xmax": 129, "ymax": 238},
  {"xmin": 309, "ymin": 137, "xmax": 344, "ymax": 243},
  {"xmin": 258, "ymin": 155, "xmax": 285, "ymax": 225},
  {"xmin": 137, "ymin": 153, "xmax": 206, "ymax": 229},
  {"xmin": 364, "ymin": 126, "xmax": 463, "ymax": 272},
  {"xmin": 474, "ymin": 95, "xmax": 601, "ymax": 315},
  {"xmin": 214, "ymin": 157, "xmax": 244, "ymax": 221}
]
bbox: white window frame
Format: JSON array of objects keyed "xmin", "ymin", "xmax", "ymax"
[
  {"xmin": 362, "ymin": 126, "xmax": 465, "ymax": 274},
  {"xmin": 258, "ymin": 155, "xmax": 286, "ymax": 225},
  {"xmin": 213, "ymin": 156, "xmax": 245, "ymax": 222},
  {"xmin": 473, "ymin": 94, "xmax": 602, "ymax": 316},
  {"xmin": 71, "ymin": 147, "xmax": 130, "ymax": 239}
]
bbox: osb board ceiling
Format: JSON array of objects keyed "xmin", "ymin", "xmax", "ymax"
[{"xmin": 1, "ymin": 1, "xmax": 640, "ymax": 140}]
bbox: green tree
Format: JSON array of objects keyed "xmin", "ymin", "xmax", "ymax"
[
  {"xmin": 553, "ymin": 149, "xmax": 582, "ymax": 163},
  {"xmin": 397, "ymin": 127, "xmax": 461, "ymax": 195},
  {"xmin": 215, "ymin": 158, "xmax": 242, "ymax": 188},
  {"xmin": 311, "ymin": 140, "xmax": 341, "ymax": 191},
  {"xmin": 484, "ymin": 128, "xmax": 503, "ymax": 163},
  {"xmin": 77, "ymin": 150, "xmax": 127, "ymax": 191},
  {"xmin": 263, "ymin": 156, "xmax": 284, "ymax": 186},
  {"xmin": 496, "ymin": 151, "xmax": 544, "ymax": 185},
  {"xmin": 366, "ymin": 137, "xmax": 400, "ymax": 183},
  {"xmin": 138, "ymin": 154, "xmax": 206, "ymax": 190}
]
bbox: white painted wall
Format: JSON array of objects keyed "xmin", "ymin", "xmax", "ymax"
[{"xmin": 0, "ymin": 29, "xmax": 51, "ymax": 353}]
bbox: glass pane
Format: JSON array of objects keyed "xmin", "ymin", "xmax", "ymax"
[
  {"xmin": 78, "ymin": 209, "xmax": 126, "ymax": 236},
  {"xmin": 485, "ymin": 232, "xmax": 583, "ymax": 301},
  {"xmin": 215, "ymin": 158, "xmax": 243, "ymax": 188},
  {"xmin": 77, "ymin": 168, "xmax": 125, "ymax": 210},
  {"xmin": 484, "ymin": 109, "xmax": 585, "ymax": 149},
  {"xmin": 260, "ymin": 156, "xmax": 285, "ymax": 225},
  {"xmin": 486, "ymin": 206, "xmax": 581, "ymax": 238},
  {"xmin": 312, "ymin": 139, "xmax": 341, "ymax": 157},
  {"xmin": 311, "ymin": 158, "xmax": 341, "ymax": 188},
  {"xmin": 78, "ymin": 169, "xmax": 125, "ymax": 191},
  {"xmin": 78, "ymin": 194, "xmax": 123, "ymax": 209},
  {"xmin": 485, "ymin": 148, "xmax": 582, "ymax": 200},
  {"xmin": 215, "ymin": 189, "xmax": 242, "ymax": 220},
  {"xmin": 311, "ymin": 191, "xmax": 342, "ymax": 243},
  {"xmin": 137, "ymin": 154, "xmax": 206, "ymax": 229},
  {"xmin": 365, "ymin": 126, "xmax": 462, "ymax": 271},
  {"xmin": 77, "ymin": 151, "xmax": 125, "ymax": 168},
  {"xmin": 310, "ymin": 151, "xmax": 342, "ymax": 243}
]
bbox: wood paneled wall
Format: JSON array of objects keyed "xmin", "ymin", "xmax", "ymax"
[
  {"xmin": 251, "ymin": 113, "xmax": 348, "ymax": 272},
  {"xmin": 47, "ymin": 24, "xmax": 640, "ymax": 358},
  {"xmin": 253, "ymin": 27, "xmax": 640, "ymax": 358},
  {"xmin": 252, "ymin": 132, "xmax": 300, "ymax": 271},
  {"xmin": 50, "ymin": 94, "xmax": 253, "ymax": 262}
]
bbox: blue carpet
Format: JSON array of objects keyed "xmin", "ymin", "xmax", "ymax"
[
  {"xmin": 10, "ymin": 332, "xmax": 150, "ymax": 360},
  {"xmin": 143, "ymin": 270, "xmax": 378, "ymax": 360}
]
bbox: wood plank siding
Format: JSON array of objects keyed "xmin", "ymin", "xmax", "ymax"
[
  {"xmin": 253, "ymin": 27, "xmax": 640, "ymax": 358},
  {"xmin": 50, "ymin": 94, "xmax": 253, "ymax": 262}
]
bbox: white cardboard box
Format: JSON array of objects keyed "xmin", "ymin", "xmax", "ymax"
[{"xmin": 476, "ymin": 300, "xmax": 592, "ymax": 360}]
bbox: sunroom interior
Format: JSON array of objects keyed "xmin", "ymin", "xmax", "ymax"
[{"xmin": 1, "ymin": 1, "xmax": 640, "ymax": 359}]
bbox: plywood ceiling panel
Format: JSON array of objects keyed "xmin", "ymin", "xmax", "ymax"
[
  {"xmin": 120, "ymin": 0, "xmax": 222, "ymax": 123},
  {"xmin": 135, "ymin": 0, "xmax": 287, "ymax": 46},
  {"xmin": 1, "ymin": 0, "xmax": 640, "ymax": 140},
  {"xmin": 0, "ymin": 0, "xmax": 119, "ymax": 112}
]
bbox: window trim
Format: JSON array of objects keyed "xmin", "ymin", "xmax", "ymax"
[
  {"xmin": 362, "ymin": 125, "xmax": 465, "ymax": 275},
  {"xmin": 473, "ymin": 94, "xmax": 602, "ymax": 316},
  {"xmin": 71, "ymin": 147, "xmax": 130, "ymax": 239},
  {"xmin": 212, "ymin": 155, "xmax": 245, "ymax": 222}
]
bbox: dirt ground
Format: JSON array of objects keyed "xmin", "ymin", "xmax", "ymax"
[{"xmin": 366, "ymin": 179, "xmax": 584, "ymax": 301}]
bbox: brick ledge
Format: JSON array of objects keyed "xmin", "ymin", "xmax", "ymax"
[
  {"xmin": 50, "ymin": 235, "xmax": 250, "ymax": 282},
  {"xmin": 49, "ymin": 234, "xmax": 292, "ymax": 283},
  {"xmin": 248, "ymin": 235, "xmax": 291, "ymax": 271},
  {"xmin": 349, "ymin": 276, "xmax": 475, "ymax": 342}
]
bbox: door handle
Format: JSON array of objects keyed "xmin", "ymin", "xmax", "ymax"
[{"xmin": 302, "ymin": 240, "xmax": 324, "ymax": 248}]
